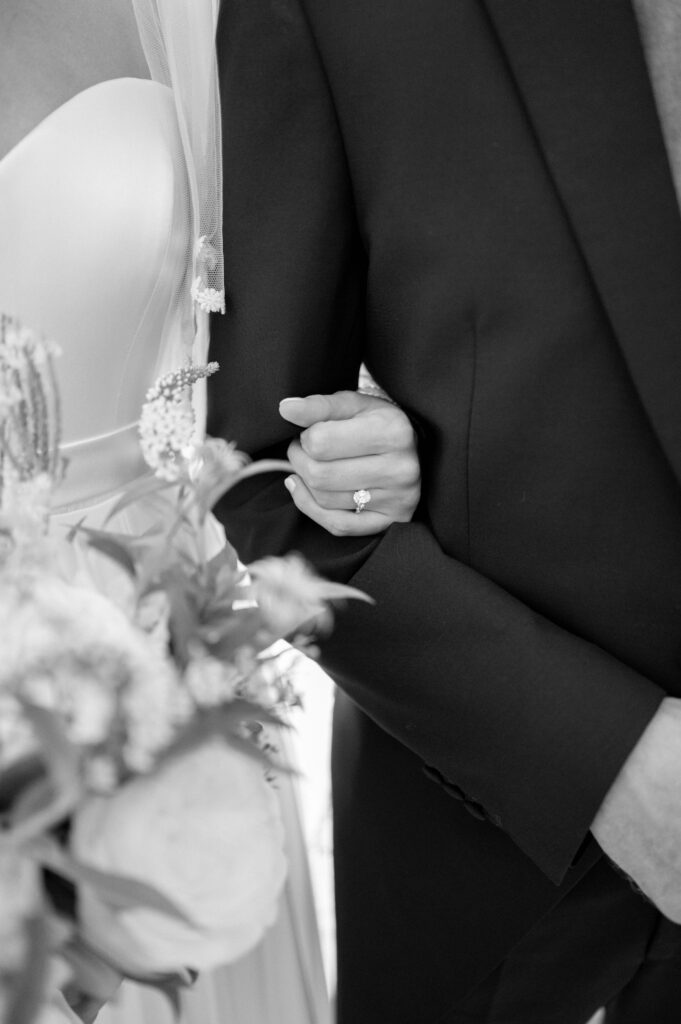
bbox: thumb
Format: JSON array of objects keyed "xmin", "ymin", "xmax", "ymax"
[{"xmin": 279, "ymin": 390, "xmax": 374, "ymax": 427}]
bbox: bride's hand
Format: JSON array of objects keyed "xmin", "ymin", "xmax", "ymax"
[{"xmin": 279, "ymin": 391, "xmax": 421, "ymax": 536}]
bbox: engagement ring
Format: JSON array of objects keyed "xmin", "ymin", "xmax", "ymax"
[{"xmin": 353, "ymin": 488, "xmax": 372, "ymax": 514}]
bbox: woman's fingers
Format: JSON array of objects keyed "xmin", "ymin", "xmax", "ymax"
[
  {"xmin": 303, "ymin": 484, "xmax": 419, "ymax": 517},
  {"xmin": 287, "ymin": 440, "xmax": 419, "ymax": 493},
  {"xmin": 279, "ymin": 387, "xmax": 422, "ymax": 534},
  {"xmin": 281, "ymin": 392, "xmax": 417, "ymax": 459},
  {"xmin": 284, "ymin": 476, "xmax": 391, "ymax": 537},
  {"xmin": 301, "ymin": 406, "xmax": 415, "ymax": 460},
  {"xmin": 279, "ymin": 391, "xmax": 376, "ymax": 428},
  {"xmin": 307, "ymin": 488, "xmax": 388, "ymax": 512}
]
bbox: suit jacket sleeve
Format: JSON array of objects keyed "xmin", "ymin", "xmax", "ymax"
[{"xmin": 209, "ymin": 0, "xmax": 665, "ymax": 885}]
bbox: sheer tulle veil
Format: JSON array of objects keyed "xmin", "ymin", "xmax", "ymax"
[{"xmin": 131, "ymin": 0, "xmax": 224, "ymax": 375}]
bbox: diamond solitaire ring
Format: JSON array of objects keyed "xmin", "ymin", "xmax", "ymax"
[{"xmin": 353, "ymin": 489, "xmax": 372, "ymax": 514}]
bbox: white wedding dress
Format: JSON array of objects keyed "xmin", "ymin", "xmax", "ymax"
[{"xmin": 0, "ymin": 76, "xmax": 329, "ymax": 1024}]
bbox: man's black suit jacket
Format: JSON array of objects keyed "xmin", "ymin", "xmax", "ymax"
[{"xmin": 209, "ymin": 1, "xmax": 681, "ymax": 1019}]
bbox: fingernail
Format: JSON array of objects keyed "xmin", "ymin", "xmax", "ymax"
[
  {"xmin": 280, "ymin": 397, "xmax": 304, "ymax": 407},
  {"xmin": 284, "ymin": 475, "xmax": 297, "ymax": 494}
]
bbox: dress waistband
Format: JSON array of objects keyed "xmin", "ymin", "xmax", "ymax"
[{"xmin": 51, "ymin": 421, "xmax": 149, "ymax": 514}]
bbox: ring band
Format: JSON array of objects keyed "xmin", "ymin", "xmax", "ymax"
[{"xmin": 353, "ymin": 488, "xmax": 372, "ymax": 514}]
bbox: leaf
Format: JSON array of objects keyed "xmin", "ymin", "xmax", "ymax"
[
  {"xmin": 1, "ymin": 704, "xmax": 82, "ymax": 845},
  {"xmin": 61, "ymin": 935, "xmax": 125, "ymax": 1005},
  {"xmin": 74, "ymin": 525, "xmax": 165, "ymax": 578},
  {"xmin": 0, "ymin": 754, "xmax": 45, "ymax": 814},
  {"xmin": 44, "ymin": 993, "xmax": 85, "ymax": 1024},
  {"xmin": 20, "ymin": 704, "xmax": 80, "ymax": 800},
  {"xmin": 65, "ymin": 517, "xmax": 87, "ymax": 543},
  {"xmin": 205, "ymin": 541, "xmax": 239, "ymax": 580},
  {"xmin": 164, "ymin": 580, "xmax": 201, "ymax": 668},
  {"xmin": 131, "ymin": 967, "xmax": 198, "ymax": 1022},
  {"xmin": 198, "ymin": 592, "xmax": 244, "ymax": 625},
  {"xmin": 67, "ymin": 895, "xmax": 153, "ymax": 982},
  {"xmin": 68, "ymin": 894, "xmax": 195, "ymax": 991},
  {"xmin": 154, "ymin": 982, "xmax": 182, "ymax": 1021},
  {"xmin": 135, "ymin": 545, "xmax": 187, "ymax": 597},
  {"xmin": 134, "ymin": 966, "xmax": 197, "ymax": 991},
  {"xmin": 310, "ymin": 581, "xmax": 375, "ymax": 606},
  {"xmin": 79, "ymin": 534, "xmax": 137, "ymax": 576},
  {"xmin": 8, "ymin": 776, "xmax": 54, "ymax": 828},
  {"xmin": 35, "ymin": 840, "xmax": 194, "ymax": 923},
  {"xmin": 6, "ymin": 913, "xmax": 50, "ymax": 1024}
]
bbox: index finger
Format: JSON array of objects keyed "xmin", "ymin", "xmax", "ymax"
[{"xmin": 279, "ymin": 391, "xmax": 370, "ymax": 428}]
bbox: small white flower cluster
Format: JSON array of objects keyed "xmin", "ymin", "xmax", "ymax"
[
  {"xmin": 0, "ymin": 314, "xmax": 64, "ymax": 502},
  {"xmin": 191, "ymin": 276, "xmax": 226, "ymax": 314},
  {"xmin": 138, "ymin": 363, "xmax": 219, "ymax": 481}
]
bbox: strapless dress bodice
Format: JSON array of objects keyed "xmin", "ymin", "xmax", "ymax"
[{"xmin": 0, "ymin": 78, "xmax": 190, "ymax": 508}]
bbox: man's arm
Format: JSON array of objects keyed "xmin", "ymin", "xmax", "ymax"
[{"xmin": 211, "ymin": 0, "xmax": 665, "ymax": 886}]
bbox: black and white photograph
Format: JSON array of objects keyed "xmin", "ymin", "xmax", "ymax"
[{"xmin": 2, "ymin": 2, "xmax": 681, "ymax": 1022}]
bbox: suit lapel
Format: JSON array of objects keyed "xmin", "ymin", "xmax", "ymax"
[{"xmin": 482, "ymin": 0, "xmax": 681, "ymax": 487}]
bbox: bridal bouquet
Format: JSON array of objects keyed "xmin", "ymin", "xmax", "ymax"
[{"xmin": 0, "ymin": 318, "xmax": 365, "ymax": 1024}]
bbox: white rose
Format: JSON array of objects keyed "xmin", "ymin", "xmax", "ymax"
[{"xmin": 70, "ymin": 738, "xmax": 287, "ymax": 973}]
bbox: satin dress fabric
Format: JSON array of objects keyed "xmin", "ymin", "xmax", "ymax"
[{"xmin": 0, "ymin": 77, "xmax": 329, "ymax": 1024}]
